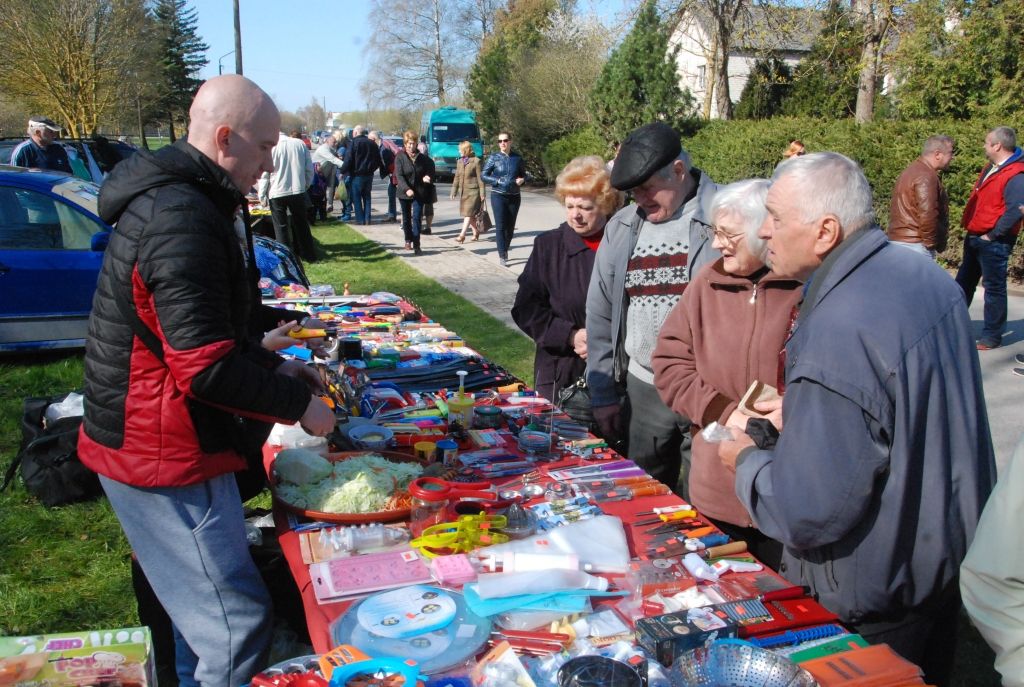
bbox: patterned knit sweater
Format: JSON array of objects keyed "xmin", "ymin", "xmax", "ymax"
[{"xmin": 624, "ymin": 206, "xmax": 690, "ymax": 383}]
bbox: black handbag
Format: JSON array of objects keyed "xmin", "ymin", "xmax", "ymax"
[
  {"xmin": 556, "ymin": 376, "xmax": 595, "ymax": 429},
  {"xmin": 1, "ymin": 394, "xmax": 101, "ymax": 507}
]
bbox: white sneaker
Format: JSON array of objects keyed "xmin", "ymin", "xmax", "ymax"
[{"xmin": 1016, "ymin": 353, "xmax": 1024, "ymax": 365}]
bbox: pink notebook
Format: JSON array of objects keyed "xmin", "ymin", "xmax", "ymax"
[{"xmin": 310, "ymin": 549, "xmax": 434, "ymax": 604}]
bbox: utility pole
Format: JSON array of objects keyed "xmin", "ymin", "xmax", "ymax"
[{"xmin": 233, "ymin": 0, "xmax": 244, "ymax": 75}]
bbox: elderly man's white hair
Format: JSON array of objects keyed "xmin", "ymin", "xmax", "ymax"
[
  {"xmin": 352, "ymin": 125, "xmax": 365, "ymax": 137},
  {"xmin": 772, "ymin": 152, "xmax": 875, "ymax": 237},
  {"xmin": 710, "ymin": 179, "xmax": 770, "ymax": 260}
]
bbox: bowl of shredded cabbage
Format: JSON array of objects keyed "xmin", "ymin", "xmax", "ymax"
[{"xmin": 271, "ymin": 449, "xmax": 425, "ymax": 523}]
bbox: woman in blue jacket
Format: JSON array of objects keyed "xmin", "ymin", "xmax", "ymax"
[{"xmin": 481, "ymin": 132, "xmax": 527, "ymax": 267}]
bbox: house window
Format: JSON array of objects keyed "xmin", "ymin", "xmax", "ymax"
[{"xmin": 696, "ymin": 65, "xmax": 706, "ymax": 90}]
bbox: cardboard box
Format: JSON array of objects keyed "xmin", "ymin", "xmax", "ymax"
[
  {"xmin": 0, "ymin": 626, "xmax": 153, "ymax": 686},
  {"xmin": 634, "ymin": 607, "xmax": 738, "ymax": 666}
]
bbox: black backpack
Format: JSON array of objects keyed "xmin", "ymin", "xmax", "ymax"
[{"xmin": 1, "ymin": 394, "xmax": 102, "ymax": 507}]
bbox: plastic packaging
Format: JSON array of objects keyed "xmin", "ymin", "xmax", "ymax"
[
  {"xmin": 476, "ymin": 569, "xmax": 609, "ymax": 599},
  {"xmin": 296, "ymin": 435, "xmax": 329, "ymax": 457},
  {"xmin": 269, "ymin": 422, "xmax": 322, "ymax": 449},
  {"xmin": 479, "ymin": 515, "xmax": 630, "ymax": 573},
  {"xmin": 701, "ymin": 421, "xmax": 735, "ymax": 443},
  {"xmin": 682, "ymin": 553, "xmax": 720, "ymax": 581},
  {"xmin": 481, "ymin": 552, "xmax": 581, "ymax": 573},
  {"xmin": 43, "ymin": 392, "xmax": 84, "ymax": 425},
  {"xmin": 318, "ymin": 523, "xmax": 408, "ymax": 553}
]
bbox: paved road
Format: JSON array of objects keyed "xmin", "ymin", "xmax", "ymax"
[{"xmin": 352, "ymin": 181, "xmax": 1023, "ymax": 470}]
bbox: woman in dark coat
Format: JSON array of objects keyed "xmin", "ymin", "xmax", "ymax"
[
  {"xmin": 394, "ymin": 129, "xmax": 436, "ymax": 255},
  {"xmin": 512, "ymin": 155, "xmax": 622, "ymax": 403}
]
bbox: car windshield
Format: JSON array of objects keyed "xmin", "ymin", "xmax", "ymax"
[
  {"xmin": 50, "ymin": 178, "xmax": 101, "ymax": 215},
  {"xmin": 430, "ymin": 123, "xmax": 479, "ymax": 143}
]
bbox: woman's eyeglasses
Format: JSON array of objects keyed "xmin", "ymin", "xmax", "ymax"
[{"xmin": 707, "ymin": 225, "xmax": 747, "ymax": 245}]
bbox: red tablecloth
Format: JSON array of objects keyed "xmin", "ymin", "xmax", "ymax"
[{"xmin": 265, "ymin": 442, "xmax": 695, "ymax": 653}]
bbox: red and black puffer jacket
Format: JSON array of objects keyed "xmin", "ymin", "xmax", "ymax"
[{"xmin": 79, "ymin": 141, "xmax": 311, "ymax": 487}]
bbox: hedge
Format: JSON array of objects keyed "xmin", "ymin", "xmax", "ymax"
[
  {"xmin": 541, "ymin": 126, "xmax": 609, "ymax": 180},
  {"xmin": 682, "ymin": 116, "xmax": 1022, "ymax": 280},
  {"xmin": 545, "ymin": 116, "xmax": 1022, "ymax": 280}
]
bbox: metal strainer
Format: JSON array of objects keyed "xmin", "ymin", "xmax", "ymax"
[{"xmin": 669, "ymin": 639, "xmax": 817, "ymax": 687}]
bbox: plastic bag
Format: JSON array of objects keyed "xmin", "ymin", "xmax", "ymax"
[{"xmin": 43, "ymin": 392, "xmax": 84, "ymax": 425}]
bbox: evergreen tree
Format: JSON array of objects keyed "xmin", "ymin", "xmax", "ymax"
[
  {"xmin": 153, "ymin": 0, "xmax": 208, "ymax": 142},
  {"xmin": 588, "ymin": 0, "xmax": 695, "ymax": 142},
  {"xmin": 734, "ymin": 57, "xmax": 791, "ymax": 120},
  {"xmin": 780, "ymin": 0, "xmax": 860, "ymax": 119},
  {"xmin": 890, "ymin": 0, "xmax": 1023, "ymax": 120}
]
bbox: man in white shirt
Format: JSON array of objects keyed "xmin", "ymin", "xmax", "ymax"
[
  {"xmin": 312, "ymin": 132, "xmax": 345, "ymax": 213},
  {"xmin": 259, "ymin": 132, "xmax": 316, "ymax": 261}
]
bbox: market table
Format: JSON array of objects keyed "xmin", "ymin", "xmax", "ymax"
[
  {"xmin": 265, "ymin": 443, "xmax": 697, "ymax": 653},
  {"xmin": 256, "ymin": 293, "xmax": 932, "ymax": 685}
]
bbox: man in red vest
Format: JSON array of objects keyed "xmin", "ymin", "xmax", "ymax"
[{"xmin": 955, "ymin": 126, "xmax": 1024, "ymax": 350}]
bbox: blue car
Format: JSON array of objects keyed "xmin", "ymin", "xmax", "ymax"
[
  {"xmin": 0, "ymin": 167, "xmax": 109, "ymax": 351},
  {"xmin": 0, "ymin": 166, "xmax": 310, "ymax": 352}
]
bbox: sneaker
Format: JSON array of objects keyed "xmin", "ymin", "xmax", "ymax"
[
  {"xmin": 422, "ymin": 227, "xmax": 432, "ymax": 235},
  {"xmin": 500, "ymin": 257, "xmax": 508, "ymax": 267},
  {"xmin": 414, "ymin": 247, "xmax": 423, "ymax": 256},
  {"xmin": 976, "ymin": 340, "xmax": 1000, "ymax": 351},
  {"xmin": 1016, "ymin": 353, "xmax": 1024, "ymax": 364},
  {"xmin": 404, "ymin": 242, "xmax": 412, "ymax": 250},
  {"xmin": 1014, "ymin": 367, "xmax": 1024, "ymax": 377}
]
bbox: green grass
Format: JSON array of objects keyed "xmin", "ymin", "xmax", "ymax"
[{"xmin": 0, "ymin": 220, "xmax": 533, "ymax": 637}]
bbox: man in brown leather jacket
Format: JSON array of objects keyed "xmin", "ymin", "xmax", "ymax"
[{"xmin": 887, "ymin": 135, "xmax": 954, "ymax": 257}]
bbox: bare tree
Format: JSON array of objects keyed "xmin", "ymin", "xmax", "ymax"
[
  {"xmin": 0, "ymin": 0, "xmax": 152, "ymax": 137},
  {"xmin": 455, "ymin": 0, "xmax": 506, "ymax": 48},
  {"xmin": 665, "ymin": 0, "xmax": 813, "ymax": 120},
  {"xmin": 296, "ymin": 98, "xmax": 327, "ymax": 135},
  {"xmin": 505, "ymin": 9, "xmax": 609, "ymax": 137},
  {"xmin": 363, "ymin": 0, "xmax": 469, "ymax": 109},
  {"xmin": 851, "ymin": 0, "xmax": 901, "ymax": 123}
]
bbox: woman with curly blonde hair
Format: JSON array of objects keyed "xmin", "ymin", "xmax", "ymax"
[{"xmin": 512, "ymin": 155, "xmax": 622, "ymax": 407}]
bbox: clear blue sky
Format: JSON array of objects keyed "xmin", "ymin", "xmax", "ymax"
[
  {"xmin": 194, "ymin": 0, "xmax": 627, "ymax": 115},
  {"xmin": 195, "ymin": 0, "xmax": 372, "ymax": 114}
]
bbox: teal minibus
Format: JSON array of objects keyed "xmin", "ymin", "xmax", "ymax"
[{"xmin": 420, "ymin": 107, "xmax": 483, "ymax": 179}]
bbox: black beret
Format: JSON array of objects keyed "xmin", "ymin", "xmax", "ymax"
[{"xmin": 610, "ymin": 122, "xmax": 682, "ymax": 190}]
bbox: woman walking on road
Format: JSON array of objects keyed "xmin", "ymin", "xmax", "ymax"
[
  {"xmin": 451, "ymin": 140, "xmax": 485, "ymax": 243},
  {"xmin": 482, "ymin": 132, "xmax": 527, "ymax": 267},
  {"xmin": 395, "ymin": 130, "xmax": 436, "ymax": 256}
]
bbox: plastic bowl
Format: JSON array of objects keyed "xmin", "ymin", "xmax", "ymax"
[{"xmin": 349, "ymin": 424, "xmax": 394, "ymax": 450}]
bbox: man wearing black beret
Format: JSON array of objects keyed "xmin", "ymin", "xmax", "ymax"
[{"xmin": 585, "ymin": 122, "xmax": 718, "ymax": 496}]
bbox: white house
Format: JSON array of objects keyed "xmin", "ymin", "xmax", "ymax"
[{"xmin": 670, "ymin": 6, "xmax": 818, "ymax": 119}]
